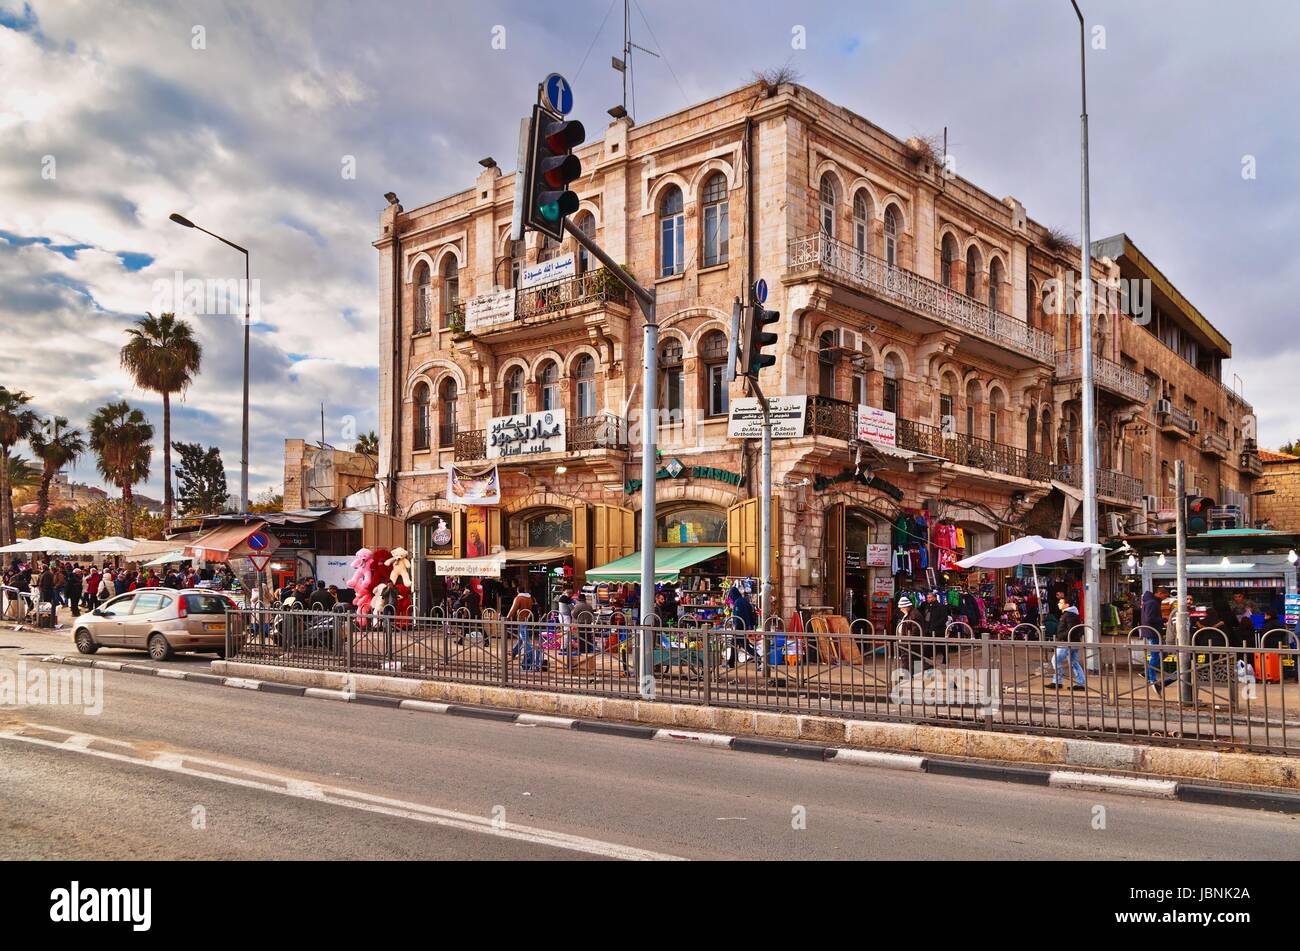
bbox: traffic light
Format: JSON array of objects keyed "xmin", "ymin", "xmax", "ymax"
[
  {"xmin": 1184, "ymin": 495, "xmax": 1215, "ymax": 535},
  {"xmin": 738, "ymin": 305, "xmax": 780, "ymax": 379},
  {"xmin": 524, "ymin": 104, "xmax": 585, "ymax": 241}
]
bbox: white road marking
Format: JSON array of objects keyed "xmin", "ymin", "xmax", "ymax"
[
  {"xmin": 398, "ymin": 699, "xmax": 451, "ymax": 714},
  {"xmin": 304, "ymin": 687, "xmax": 352, "ymax": 702},
  {"xmin": 517, "ymin": 714, "xmax": 576, "ymax": 729},
  {"xmin": 830, "ymin": 749, "xmax": 927, "ymax": 771},
  {"xmin": 0, "ymin": 727, "xmax": 684, "ymax": 861},
  {"xmin": 653, "ymin": 729, "xmax": 733, "ymax": 749},
  {"xmin": 1048, "ymin": 770, "xmax": 1178, "ymax": 798}
]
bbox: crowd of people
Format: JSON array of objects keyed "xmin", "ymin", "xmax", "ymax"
[{"xmin": 1, "ymin": 558, "xmax": 243, "ymax": 620}]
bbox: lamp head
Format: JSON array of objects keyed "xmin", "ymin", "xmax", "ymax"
[{"xmin": 169, "ymin": 213, "xmax": 195, "ymax": 228}]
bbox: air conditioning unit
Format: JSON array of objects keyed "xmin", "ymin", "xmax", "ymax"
[
  {"xmin": 1155, "ymin": 398, "xmax": 1172, "ymax": 416},
  {"xmin": 1190, "ymin": 419, "xmax": 1201, "ymax": 434},
  {"xmin": 1128, "ymin": 512, "xmax": 1150, "ymax": 535},
  {"xmin": 1143, "ymin": 495, "xmax": 1159, "ymax": 513},
  {"xmin": 1106, "ymin": 512, "xmax": 1127, "ymax": 537}
]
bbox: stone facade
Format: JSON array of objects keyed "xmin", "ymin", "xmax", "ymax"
[
  {"xmin": 374, "ymin": 81, "xmax": 1259, "ymax": 615},
  {"xmin": 282, "ymin": 439, "xmax": 379, "ymax": 511},
  {"xmin": 1257, "ymin": 451, "xmax": 1300, "ymax": 532}
]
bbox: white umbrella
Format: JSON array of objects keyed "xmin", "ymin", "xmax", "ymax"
[
  {"xmin": 77, "ymin": 536, "xmax": 136, "ymax": 554},
  {"xmin": 955, "ymin": 535, "xmax": 1101, "ymax": 619},
  {"xmin": 141, "ymin": 550, "xmax": 189, "ymax": 567},
  {"xmin": 0, "ymin": 536, "xmax": 86, "ymax": 555}
]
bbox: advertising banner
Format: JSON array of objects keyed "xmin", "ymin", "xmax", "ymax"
[
  {"xmin": 465, "ymin": 506, "xmax": 489, "ymax": 558},
  {"xmin": 464, "ymin": 289, "xmax": 515, "ymax": 332},
  {"xmin": 447, "ymin": 465, "xmax": 502, "ymax": 506},
  {"xmin": 857, "ymin": 405, "xmax": 897, "ymax": 446},
  {"xmin": 522, "ymin": 253, "xmax": 575, "ymax": 289}
]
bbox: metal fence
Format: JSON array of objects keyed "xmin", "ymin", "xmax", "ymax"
[{"xmin": 225, "ymin": 608, "xmax": 1300, "ymax": 755}]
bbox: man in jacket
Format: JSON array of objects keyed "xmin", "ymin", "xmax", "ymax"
[
  {"xmin": 64, "ymin": 569, "xmax": 83, "ymax": 619},
  {"xmin": 1140, "ymin": 587, "xmax": 1167, "ymax": 637},
  {"xmin": 1050, "ymin": 599, "xmax": 1086, "ymax": 690}
]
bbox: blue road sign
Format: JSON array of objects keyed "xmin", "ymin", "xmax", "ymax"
[
  {"xmin": 543, "ymin": 73, "xmax": 573, "ymax": 115},
  {"xmin": 753, "ymin": 278, "xmax": 768, "ymax": 304},
  {"xmin": 248, "ymin": 531, "xmax": 269, "ymax": 551}
]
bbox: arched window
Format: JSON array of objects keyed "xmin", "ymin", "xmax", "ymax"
[
  {"xmin": 701, "ymin": 173, "xmax": 729, "ymax": 267},
  {"xmin": 659, "ymin": 338, "xmax": 684, "ymax": 422},
  {"xmin": 657, "ymin": 505, "xmax": 727, "ymax": 545},
  {"xmin": 819, "ymin": 173, "xmax": 838, "ymax": 237},
  {"xmin": 965, "ymin": 380, "xmax": 982, "ymax": 437},
  {"xmin": 701, "ymin": 330, "xmax": 730, "ymax": 417},
  {"xmin": 505, "ymin": 367, "xmax": 524, "ymax": 416},
  {"xmin": 1097, "ymin": 422, "xmax": 1112, "ymax": 469},
  {"xmin": 965, "ymin": 246, "xmax": 982, "ymax": 299},
  {"xmin": 574, "ymin": 355, "xmax": 597, "ymax": 418},
  {"xmin": 882, "ymin": 354, "xmax": 902, "ymax": 415},
  {"xmin": 413, "ymin": 382, "xmax": 431, "ymax": 450},
  {"xmin": 1041, "ymin": 409, "xmax": 1053, "ymax": 458},
  {"xmin": 574, "ymin": 212, "xmax": 596, "ymax": 273},
  {"xmin": 818, "ymin": 329, "xmax": 837, "ymax": 398},
  {"xmin": 440, "ymin": 255, "xmax": 459, "ymax": 328},
  {"xmin": 659, "ymin": 186, "xmax": 685, "ymax": 278},
  {"xmin": 988, "ymin": 257, "xmax": 1003, "ymax": 312},
  {"xmin": 939, "ymin": 374, "xmax": 957, "ymax": 430},
  {"xmin": 524, "ymin": 510, "xmax": 573, "ymax": 547},
  {"xmin": 1027, "ymin": 279, "xmax": 1038, "ymax": 330},
  {"xmin": 1027, "ymin": 407, "xmax": 1038, "ymax": 454},
  {"xmin": 507, "ymin": 238, "xmax": 523, "ymax": 290},
  {"xmin": 883, "ymin": 205, "xmax": 900, "ymax": 267},
  {"xmin": 989, "ymin": 388, "xmax": 1005, "ymax": 444},
  {"xmin": 414, "ymin": 262, "xmax": 432, "ymax": 334},
  {"xmin": 438, "ymin": 378, "xmax": 458, "ymax": 447},
  {"xmin": 539, "ymin": 231, "xmax": 561, "ymax": 264},
  {"xmin": 941, "ymin": 234, "xmax": 959, "ymax": 288},
  {"xmin": 852, "ymin": 190, "xmax": 871, "ymax": 255},
  {"xmin": 538, "ymin": 360, "xmax": 559, "ymax": 412}
]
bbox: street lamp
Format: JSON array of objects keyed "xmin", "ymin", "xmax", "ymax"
[
  {"xmin": 169, "ymin": 212, "xmax": 251, "ymax": 513},
  {"xmin": 1069, "ymin": 1, "xmax": 1101, "ymax": 662}
]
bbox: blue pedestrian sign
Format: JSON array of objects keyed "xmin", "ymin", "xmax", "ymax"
[
  {"xmin": 752, "ymin": 278, "xmax": 768, "ymax": 304},
  {"xmin": 542, "ymin": 73, "xmax": 573, "ymax": 115}
]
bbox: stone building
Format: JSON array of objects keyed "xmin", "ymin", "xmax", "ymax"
[
  {"xmin": 1257, "ymin": 450, "xmax": 1300, "ymax": 532},
  {"xmin": 282, "ymin": 439, "xmax": 379, "ymax": 511},
  {"xmin": 374, "ymin": 81, "xmax": 1261, "ymax": 617}
]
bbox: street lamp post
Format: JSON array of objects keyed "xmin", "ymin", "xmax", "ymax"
[
  {"xmin": 169, "ymin": 213, "xmax": 251, "ymax": 513},
  {"xmin": 1070, "ymin": 1, "xmax": 1102, "ymax": 665}
]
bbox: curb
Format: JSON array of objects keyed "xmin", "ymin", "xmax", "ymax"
[{"xmin": 37, "ymin": 654, "xmax": 1300, "ymax": 816}]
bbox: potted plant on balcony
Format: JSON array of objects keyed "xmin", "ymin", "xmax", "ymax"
[
  {"xmin": 447, "ymin": 303, "xmax": 468, "ymax": 338},
  {"xmin": 590, "ymin": 265, "xmax": 633, "ymax": 302}
]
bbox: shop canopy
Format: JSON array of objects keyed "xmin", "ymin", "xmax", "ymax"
[
  {"xmin": 434, "ymin": 547, "xmax": 571, "ymax": 578},
  {"xmin": 586, "ymin": 546, "xmax": 728, "ymax": 583},
  {"xmin": 185, "ymin": 522, "xmax": 280, "ymax": 563},
  {"xmin": 141, "ymin": 550, "xmax": 190, "ymax": 567}
]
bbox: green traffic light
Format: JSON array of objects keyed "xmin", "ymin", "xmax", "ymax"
[{"xmin": 539, "ymin": 202, "xmax": 560, "ymax": 222}]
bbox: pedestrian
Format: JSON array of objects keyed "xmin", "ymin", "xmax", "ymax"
[
  {"xmin": 1140, "ymin": 586, "xmax": 1167, "ymax": 637},
  {"xmin": 506, "ymin": 585, "xmax": 537, "ymax": 666},
  {"xmin": 1049, "ymin": 599, "xmax": 1086, "ymax": 690},
  {"xmin": 64, "ymin": 568, "xmax": 83, "ymax": 619}
]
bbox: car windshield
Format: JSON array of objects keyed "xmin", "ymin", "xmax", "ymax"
[{"xmin": 184, "ymin": 593, "xmax": 231, "ymax": 615}]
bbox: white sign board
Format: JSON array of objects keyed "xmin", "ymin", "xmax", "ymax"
[
  {"xmin": 522, "ymin": 253, "xmax": 575, "ymax": 289},
  {"xmin": 465, "ymin": 289, "xmax": 515, "ymax": 332},
  {"xmin": 728, "ymin": 396, "xmax": 807, "ymax": 439},
  {"xmin": 487, "ymin": 409, "xmax": 566, "ymax": 459},
  {"xmin": 867, "ymin": 543, "xmax": 891, "ymax": 568},
  {"xmin": 857, "ymin": 405, "xmax": 897, "ymax": 446},
  {"xmin": 316, "ymin": 555, "xmax": 356, "ymax": 589}
]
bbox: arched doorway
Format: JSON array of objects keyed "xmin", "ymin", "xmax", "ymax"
[{"xmin": 824, "ymin": 502, "xmax": 892, "ymax": 627}]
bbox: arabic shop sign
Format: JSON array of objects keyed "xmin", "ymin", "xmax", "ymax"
[
  {"xmin": 813, "ymin": 468, "xmax": 904, "ymax": 502},
  {"xmin": 487, "ymin": 409, "xmax": 566, "ymax": 459},
  {"xmin": 625, "ymin": 463, "xmax": 745, "ymax": 494}
]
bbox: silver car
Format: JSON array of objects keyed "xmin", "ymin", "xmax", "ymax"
[{"xmin": 73, "ymin": 588, "xmax": 236, "ymax": 660}]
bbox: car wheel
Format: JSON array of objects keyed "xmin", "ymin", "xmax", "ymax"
[
  {"xmin": 74, "ymin": 629, "xmax": 98, "ymax": 654},
  {"xmin": 147, "ymin": 633, "xmax": 174, "ymax": 661}
]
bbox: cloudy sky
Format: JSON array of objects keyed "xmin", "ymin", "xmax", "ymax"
[{"xmin": 2, "ymin": 0, "xmax": 1297, "ymax": 502}]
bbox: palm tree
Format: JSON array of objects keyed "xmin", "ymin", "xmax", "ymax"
[
  {"xmin": 88, "ymin": 401, "xmax": 154, "ymax": 539},
  {"xmin": 28, "ymin": 416, "xmax": 86, "ymax": 535},
  {"xmin": 120, "ymin": 312, "xmax": 202, "ymax": 523},
  {"xmin": 0, "ymin": 387, "xmax": 39, "ymax": 546},
  {"xmin": 354, "ymin": 431, "xmax": 379, "ymax": 456},
  {"xmin": 5, "ymin": 455, "xmax": 40, "ymax": 493}
]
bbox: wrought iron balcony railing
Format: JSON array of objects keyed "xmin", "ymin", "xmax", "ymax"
[
  {"xmin": 806, "ymin": 395, "xmax": 857, "ymax": 442},
  {"xmin": 516, "ymin": 269, "xmax": 629, "ymax": 321},
  {"xmin": 1199, "ymin": 431, "xmax": 1231, "ymax": 457},
  {"xmin": 453, "ymin": 413, "xmax": 626, "ymax": 462},
  {"xmin": 786, "ymin": 232, "xmax": 1054, "ymax": 364},
  {"xmin": 1053, "ymin": 463, "xmax": 1145, "ymax": 504},
  {"xmin": 1156, "ymin": 401, "xmax": 1196, "ymax": 438},
  {"xmin": 896, "ymin": 419, "xmax": 1055, "ymax": 482},
  {"xmin": 1054, "ymin": 348, "xmax": 1149, "ymax": 404},
  {"xmin": 1240, "ymin": 452, "xmax": 1264, "ymax": 478}
]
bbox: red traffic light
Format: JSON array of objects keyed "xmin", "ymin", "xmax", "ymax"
[{"xmin": 543, "ymin": 118, "xmax": 585, "ymax": 153}]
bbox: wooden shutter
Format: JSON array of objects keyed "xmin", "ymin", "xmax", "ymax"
[
  {"xmin": 591, "ymin": 504, "xmax": 635, "ymax": 570},
  {"xmin": 728, "ymin": 498, "xmax": 780, "ymax": 580},
  {"xmin": 572, "ymin": 503, "xmax": 589, "ymax": 583},
  {"xmin": 826, "ymin": 502, "xmax": 845, "ymax": 615}
]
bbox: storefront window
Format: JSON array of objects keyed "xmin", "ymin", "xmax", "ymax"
[
  {"xmin": 657, "ymin": 506, "xmax": 726, "ymax": 545},
  {"xmin": 525, "ymin": 511, "xmax": 572, "ymax": 547}
]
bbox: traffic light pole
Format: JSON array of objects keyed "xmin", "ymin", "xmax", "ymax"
[
  {"xmin": 563, "ymin": 217, "xmax": 658, "ymax": 697},
  {"xmin": 749, "ymin": 378, "xmax": 773, "ymax": 636},
  {"xmin": 1174, "ymin": 459, "xmax": 1193, "ymax": 703}
]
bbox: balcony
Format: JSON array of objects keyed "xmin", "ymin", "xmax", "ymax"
[
  {"xmin": 786, "ymin": 232, "xmax": 1054, "ymax": 366},
  {"xmin": 896, "ymin": 419, "xmax": 1055, "ymax": 482},
  {"xmin": 806, "ymin": 395, "xmax": 857, "ymax": 442},
  {"xmin": 453, "ymin": 413, "xmax": 626, "ymax": 462},
  {"xmin": 1199, "ymin": 431, "xmax": 1231, "ymax": 459},
  {"xmin": 1054, "ymin": 349, "xmax": 1149, "ymax": 404},
  {"xmin": 1240, "ymin": 452, "xmax": 1264, "ymax": 478},
  {"xmin": 1156, "ymin": 402, "xmax": 1196, "ymax": 440},
  {"xmin": 461, "ymin": 269, "xmax": 629, "ymax": 338},
  {"xmin": 1054, "ymin": 463, "xmax": 1145, "ymax": 505}
]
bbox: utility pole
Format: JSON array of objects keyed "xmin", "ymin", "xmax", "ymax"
[
  {"xmin": 1174, "ymin": 460, "xmax": 1192, "ymax": 702},
  {"xmin": 1071, "ymin": 0, "xmax": 1101, "ymax": 665}
]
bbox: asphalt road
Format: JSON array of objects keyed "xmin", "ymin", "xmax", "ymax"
[{"xmin": 2, "ymin": 628, "xmax": 1297, "ymax": 860}]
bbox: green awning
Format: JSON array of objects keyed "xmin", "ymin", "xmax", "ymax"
[{"xmin": 586, "ymin": 546, "xmax": 727, "ymax": 583}]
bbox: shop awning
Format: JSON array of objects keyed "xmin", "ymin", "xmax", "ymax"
[
  {"xmin": 186, "ymin": 522, "xmax": 280, "ymax": 563},
  {"xmin": 586, "ymin": 546, "xmax": 727, "ymax": 583},
  {"xmin": 433, "ymin": 547, "xmax": 571, "ymax": 578}
]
